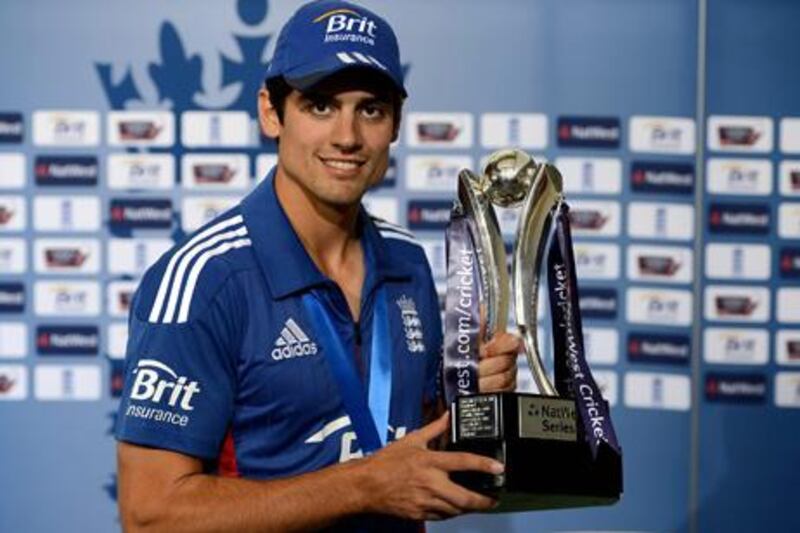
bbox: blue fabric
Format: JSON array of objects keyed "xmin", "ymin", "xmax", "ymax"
[{"xmin": 115, "ymin": 169, "xmax": 442, "ymax": 530}]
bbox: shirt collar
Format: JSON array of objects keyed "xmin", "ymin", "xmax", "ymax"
[{"xmin": 240, "ymin": 168, "xmax": 412, "ymax": 300}]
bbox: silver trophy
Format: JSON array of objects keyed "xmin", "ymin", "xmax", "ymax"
[{"xmin": 445, "ymin": 149, "xmax": 622, "ymax": 512}]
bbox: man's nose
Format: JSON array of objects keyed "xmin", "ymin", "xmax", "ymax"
[{"xmin": 331, "ymin": 110, "xmax": 362, "ymax": 152}]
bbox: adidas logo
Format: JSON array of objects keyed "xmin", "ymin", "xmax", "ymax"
[{"xmin": 271, "ymin": 318, "xmax": 319, "ymax": 361}]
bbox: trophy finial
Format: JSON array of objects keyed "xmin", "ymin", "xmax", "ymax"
[{"xmin": 482, "ymin": 149, "xmax": 537, "ymax": 207}]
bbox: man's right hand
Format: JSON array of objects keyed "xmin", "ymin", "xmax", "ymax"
[{"xmin": 358, "ymin": 412, "xmax": 503, "ymax": 521}]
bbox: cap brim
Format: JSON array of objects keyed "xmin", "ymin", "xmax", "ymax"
[{"xmin": 283, "ymin": 56, "xmax": 406, "ymax": 97}]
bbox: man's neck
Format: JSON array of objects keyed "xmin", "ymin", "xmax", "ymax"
[{"xmin": 273, "ymin": 167, "xmax": 361, "ymax": 278}]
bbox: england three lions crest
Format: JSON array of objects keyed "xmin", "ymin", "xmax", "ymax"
[{"xmin": 396, "ymin": 295, "xmax": 425, "ymax": 354}]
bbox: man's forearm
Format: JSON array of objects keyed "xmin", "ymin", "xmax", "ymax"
[{"xmin": 122, "ymin": 459, "xmax": 373, "ymax": 533}]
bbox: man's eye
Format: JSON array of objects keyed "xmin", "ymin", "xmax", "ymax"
[
  {"xmin": 361, "ymin": 105, "xmax": 386, "ymax": 119},
  {"xmin": 309, "ymin": 102, "xmax": 332, "ymax": 115}
]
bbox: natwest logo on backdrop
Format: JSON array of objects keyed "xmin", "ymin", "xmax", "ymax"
[
  {"xmin": 627, "ymin": 332, "xmax": 690, "ymax": 365},
  {"xmin": 0, "ymin": 112, "xmax": 24, "ymax": 143},
  {"xmin": 630, "ymin": 161, "xmax": 694, "ymax": 195},
  {"xmin": 780, "ymin": 247, "xmax": 800, "ymax": 278},
  {"xmin": 35, "ymin": 155, "xmax": 99, "ymax": 187},
  {"xmin": 36, "ymin": 325, "xmax": 99, "ymax": 355},
  {"xmin": 708, "ymin": 203, "xmax": 771, "ymax": 235},
  {"xmin": 557, "ymin": 116, "xmax": 620, "ymax": 149},
  {"xmin": 705, "ymin": 372, "xmax": 767, "ymax": 403},
  {"xmin": 406, "ymin": 200, "xmax": 452, "ymax": 230},
  {"xmin": 0, "ymin": 283, "xmax": 25, "ymax": 313},
  {"xmin": 110, "ymin": 199, "xmax": 173, "ymax": 231}
]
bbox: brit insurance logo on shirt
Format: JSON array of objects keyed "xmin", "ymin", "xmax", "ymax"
[
  {"xmin": 33, "ymin": 196, "xmax": 101, "ymax": 232},
  {"xmin": 107, "ymin": 153, "xmax": 175, "ymax": 190},
  {"xmin": 107, "ymin": 111, "xmax": 174, "ymax": 147},
  {"xmin": 557, "ymin": 116, "xmax": 620, "ymax": 149},
  {"xmin": 630, "ymin": 161, "xmax": 694, "ymax": 195},
  {"xmin": 707, "ymin": 116, "xmax": 773, "ymax": 153},
  {"xmin": 181, "ymin": 154, "xmax": 250, "ymax": 190},
  {"xmin": 0, "ymin": 196, "xmax": 25, "ymax": 232},
  {"xmin": 628, "ymin": 116, "xmax": 695, "ymax": 155},
  {"xmin": 627, "ymin": 332, "xmax": 690, "ymax": 365},
  {"xmin": 404, "ymin": 155, "xmax": 472, "ymax": 191},
  {"xmin": 626, "ymin": 288, "xmax": 692, "ymax": 327},
  {"xmin": 704, "ymin": 285, "xmax": 770, "ymax": 323},
  {"xmin": 124, "ymin": 359, "xmax": 202, "ymax": 426},
  {"xmin": 32, "ymin": 110, "xmax": 99, "ymax": 146},
  {"xmin": 706, "ymin": 158, "xmax": 773, "ymax": 196},
  {"xmin": 406, "ymin": 113, "xmax": 473, "ymax": 148},
  {"xmin": 0, "ymin": 112, "xmax": 24, "ymax": 143},
  {"xmin": 34, "ymin": 155, "xmax": 99, "ymax": 187},
  {"xmin": 34, "ymin": 281, "xmax": 100, "ymax": 317},
  {"xmin": 703, "ymin": 328, "xmax": 769, "ymax": 366}
]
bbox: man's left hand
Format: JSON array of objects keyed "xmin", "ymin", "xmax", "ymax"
[{"xmin": 478, "ymin": 332, "xmax": 521, "ymax": 393}]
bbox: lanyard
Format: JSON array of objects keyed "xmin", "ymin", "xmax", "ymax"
[{"xmin": 303, "ymin": 286, "xmax": 393, "ymax": 453}]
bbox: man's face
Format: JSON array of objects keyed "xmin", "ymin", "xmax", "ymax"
[{"xmin": 260, "ymin": 75, "xmax": 398, "ymax": 209}]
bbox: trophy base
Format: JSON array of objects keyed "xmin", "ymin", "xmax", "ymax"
[{"xmin": 447, "ymin": 392, "xmax": 623, "ymax": 513}]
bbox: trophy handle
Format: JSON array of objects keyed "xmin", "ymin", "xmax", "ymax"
[
  {"xmin": 457, "ymin": 170, "xmax": 510, "ymax": 340},
  {"xmin": 513, "ymin": 163, "xmax": 563, "ymax": 397}
]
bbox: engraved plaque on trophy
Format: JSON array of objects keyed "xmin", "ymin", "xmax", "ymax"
[{"xmin": 443, "ymin": 149, "xmax": 623, "ymax": 512}]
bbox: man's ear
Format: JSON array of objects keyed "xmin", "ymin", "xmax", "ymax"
[{"xmin": 258, "ymin": 88, "xmax": 281, "ymax": 139}]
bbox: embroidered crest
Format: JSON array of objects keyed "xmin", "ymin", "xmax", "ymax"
[{"xmin": 396, "ymin": 295, "xmax": 425, "ymax": 354}]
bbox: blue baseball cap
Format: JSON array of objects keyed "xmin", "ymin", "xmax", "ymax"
[{"xmin": 265, "ymin": 0, "xmax": 406, "ymax": 97}]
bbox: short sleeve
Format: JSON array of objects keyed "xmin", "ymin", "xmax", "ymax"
[{"xmin": 115, "ymin": 267, "xmax": 239, "ymax": 459}]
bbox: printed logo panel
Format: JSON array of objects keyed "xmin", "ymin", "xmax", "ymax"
[
  {"xmin": 573, "ymin": 242, "xmax": 620, "ymax": 280},
  {"xmin": 124, "ymin": 359, "xmax": 202, "ymax": 425},
  {"xmin": 405, "ymin": 155, "xmax": 472, "ymax": 191},
  {"xmin": 107, "ymin": 238, "xmax": 173, "ymax": 275},
  {"xmin": 107, "ymin": 154, "xmax": 175, "ymax": 190},
  {"xmin": 0, "ymin": 238, "xmax": 26, "ymax": 273},
  {"xmin": 107, "ymin": 280, "xmax": 138, "ymax": 318},
  {"xmin": 628, "ymin": 116, "xmax": 695, "ymax": 154},
  {"xmin": 707, "ymin": 116, "xmax": 773, "ymax": 153},
  {"xmin": 630, "ymin": 161, "xmax": 694, "ymax": 195},
  {"xmin": 34, "ymin": 281, "xmax": 100, "ymax": 316},
  {"xmin": 110, "ymin": 360, "xmax": 125, "ymax": 398},
  {"xmin": 705, "ymin": 372, "xmax": 767, "ymax": 404},
  {"xmin": 33, "ymin": 196, "xmax": 101, "ymax": 232},
  {"xmin": 0, "ymin": 153, "xmax": 26, "ymax": 188},
  {"xmin": 779, "ymin": 248, "xmax": 800, "ymax": 278},
  {"xmin": 181, "ymin": 111, "xmax": 250, "ymax": 147},
  {"xmin": 583, "ymin": 327, "xmax": 619, "ymax": 365},
  {"xmin": 777, "ymin": 288, "xmax": 800, "ymax": 324},
  {"xmin": 779, "ymin": 160, "xmax": 800, "ymax": 197},
  {"xmin": 703, "ymin": 328, "xmax": 769, "ymax": 365},
  {"xmin": 779, "ymin": 118, "xmax": 800, "ymax": 154},
  {"xmin": 708, "ymin": 203, "xmax": 771, "ymax": 235},
  {"xmin": 579, "ymin": 287, "xmax": 618, "ymax": 319},
  {"xmin": 778, "ymin": 203, "xmax": 800, "ymax": 238},
  {"xmin": 34, "ymin": 238, "xmax": 100, "ymax": 274},
  {"xmin": 775, "ymin": 372, "xmax": 800, "ymax": 408},
  {"xmin": 406, "ymin": 113, "xmax": 473, "ymax": 148},
  {"xmin": 627, "ymin": 202, "xmax": 694, "ymax": 241},
  {"xmin": 624, "ymin": 372, "xmax": 691, "ymax": 411},
  {"xmin": 32, "ymin": 110, "xmax": 100, "ymax": 146},
  {"xmin": 407, "ymin": 200, "xmax": 451, "ymax": 230},
  {"xmin": 0, "ymin": 365, "xmax": 28, "ymax": 400},
  {"xmin": 34, "ymin": 365, "xmax": 101, "ymax": 401},
  {"xmin": 34, "ymin": 155, "xmax": 99, "ymax": 186},
  {"xmin": 705, "ymin": 243, "xmax": 770, "ymax": 281},
  {"xmin": 362, "ymin": 196, "xmax": 399, "ymax": 225},
  {"xmin": 107, "ymin": 111, "xmax": 174, "ymax": 147},
  {"xmin": 627, "ymin": 245, "xmax": 693, "ymax": 284},
  {"xmin": 419, "ymin": 239, "xmax": 446, "ymax": 279},
  {"xmin": 704, "ymin": 285, "xmax": 770, "ymax": 323},
  {"xmin": 568, "ymin": 200, "xmax": 621, "ymax": 238},
  {"xmin": 0, "ymin": 196, "xmax": 25, "ymax": 231},
  {"xmin": 707, "ymin": 158, "xmax": 773, "ymax": 196},
  {"xmin": 107, "ymin": 323, "xmax": 128, "ymax": 360},
  {"xmin": 627, "ymin": 332, "xmax": 691, "ymax": 365},
  {"xmin": 181, "ymin": 196, "xmax": 240, "ymax": 232},
  {"xmin": 554, "ymin": 157, "xmax": 622, "ymax": 195},
  {"xmin": 110, "ymin": 199, "xmax": 173, "ymax": 230},
  {"xmin": 0, "ymin": 112, "xmax": 24, "ymax": 143},
  {"xmin": 480, "ymin": 113, "xmax": 547, "ymax": 149},
  {"xmin": 36, "ymin": 325, "xmax": 99, "ymax": 355},
  {"xmin": 776, "ymin": 330, "xmax": 800, "ymax": 366},
  {"xmin": 0, "ymin": 282, "xmax": 25, "ymax": 313},
  {"xmin": 181, "ymin": 154, "xmax": 250, "ymax": 190},
  {"xmin": 557, "ymin": 116, "xmax": 620, "ymax": 149},
  {"xmin": 0, "ymin": 323, "xmax": 27, "ymax": 358},
  {"xmin": 626, "ymin": 288, "xmax": 693, "ymax": 326}
]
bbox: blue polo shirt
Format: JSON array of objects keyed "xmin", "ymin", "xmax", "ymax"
[{"xmin": 115, "ymin": 171, "xmax": 442, "ymax": 530}]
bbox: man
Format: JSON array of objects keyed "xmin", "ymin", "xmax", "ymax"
[{"xmin": 115, "ymin": 1, "xmax": 520, "ymax": 530}]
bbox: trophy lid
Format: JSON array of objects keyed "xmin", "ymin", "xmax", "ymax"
[{"xmin": 482, "ymin": 149, "xmax": 538, "ymax": 207}]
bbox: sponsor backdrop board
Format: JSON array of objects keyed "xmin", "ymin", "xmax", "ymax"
[
  {"xmin": 0, "ymin": 0, "xmax": 797, "ymax": 532},
  {"xmin": 698, "ymin": 1, "xmax": 800, "ymax": 531}
]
